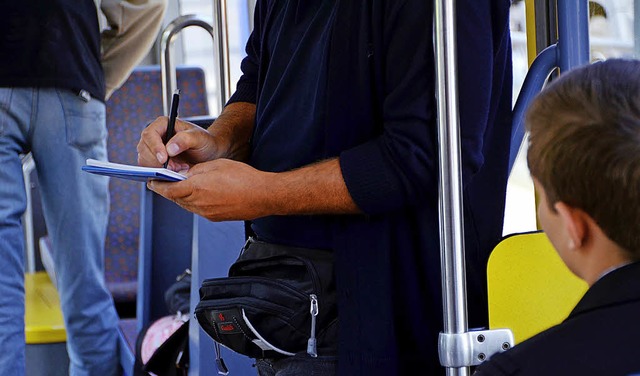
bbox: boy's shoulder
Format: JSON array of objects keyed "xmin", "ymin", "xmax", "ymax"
[
  {"xmin": 473, "ymin": 321, "xmax": 585, "ymax": 376},
  {"xmin": 475, "ymin": 262, "xmax": 640, "ymax": 375}
]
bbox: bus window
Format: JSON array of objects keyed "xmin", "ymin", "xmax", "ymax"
[{"xmin": 503, "ymin": 0, "xmax": 537, "ymax": 236}]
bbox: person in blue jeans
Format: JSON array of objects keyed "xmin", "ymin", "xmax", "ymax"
[{"xmin": 0, "ymin": 0, "xmax": 165, "ymax": 374}]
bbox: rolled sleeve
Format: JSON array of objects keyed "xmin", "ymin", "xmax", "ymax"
[{"xmin": 338, "ymin": 0, "xmax": 438, "ymax": 215}]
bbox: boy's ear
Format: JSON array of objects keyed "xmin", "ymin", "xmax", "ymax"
[{"xmin": 554, "ymin": 201, "xmax": 588, "ymax": 250}]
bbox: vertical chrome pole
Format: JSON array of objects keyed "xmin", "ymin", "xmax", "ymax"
[
  {"xmin": 636, "ymin": 0, "xmax": 640, "ymax": 58},
  {"xmin": 212, "ymin": 0, "xmax": 231, "ymax": 107},
  {"xmin": 247, "ymin": 0, "xmax": 256, "ymax": 31},
  {"xmin": 21, "ymin": 153, "xmax": 36, "ymax": 273},
  {"xmin": 434, "ymin": 0, "xmax": 469, "ymax": 374}
]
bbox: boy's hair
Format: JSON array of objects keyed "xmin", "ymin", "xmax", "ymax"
[{"xmin": 526, "ymin": 58, "xmax": 640, "ymax": 258}]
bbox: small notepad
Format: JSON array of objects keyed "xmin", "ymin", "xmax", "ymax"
[{"xmin": 82, "ymin": 159, "xmax": 186, "ymax": 182}]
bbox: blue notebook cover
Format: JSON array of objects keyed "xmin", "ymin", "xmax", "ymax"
[{"xmin": 82, "ymin": 159, "xmax": 186, "ymax": 182}]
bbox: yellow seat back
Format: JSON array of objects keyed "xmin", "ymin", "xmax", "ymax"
[{"xmin": 487, "ymin": 231, "xmax": 588, "ymax": 344}]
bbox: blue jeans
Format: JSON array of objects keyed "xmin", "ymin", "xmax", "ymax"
[{"xmin": 0, "ymin": 88, "xmax": 119, "ymax": 375}]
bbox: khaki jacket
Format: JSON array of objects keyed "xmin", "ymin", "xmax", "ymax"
[{"xmin": 95, "ymin": 0, "xmax": 167, "ymax": 99}]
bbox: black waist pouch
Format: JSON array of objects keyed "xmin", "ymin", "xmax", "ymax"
[{"xmin": 194, "ymin": 238, "xmax": 337, "ymax": 360}]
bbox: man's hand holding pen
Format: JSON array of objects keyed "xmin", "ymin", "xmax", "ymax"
[
  {"xmin": 137, "ymin": 115, "xmax": 221, "ymax": 173},
  {"xmin": 137, "ymin": 101, "xmax": 255, "ymax": 171},
  {"xmin": 136, "ymin": 100, "xmax": 259, "ymax": 219},
  {"xmin": 137, "ymin": 113, "xmax": 273, "ymax": 221}
]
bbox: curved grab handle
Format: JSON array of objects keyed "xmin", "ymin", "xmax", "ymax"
[{"xmin": 160, "ymin": 7, "xmax": 230, "ymax": 116}]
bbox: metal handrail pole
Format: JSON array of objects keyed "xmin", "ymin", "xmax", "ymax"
[
  {"xmin": 556, "ymin": 0, "xmax": 590, "ymax": 73},
  {"xmin": 212, "ymin": 0, "xmax": 231, "ymax": 107},
  {"xmin": 636, "ymin": 0, "xmax": 640, "ymax": 58},
  {"xmin": 434, "ymin": 0, "xmax": 469, "ymax": 374},
  {"xmin": 508, "ymin": 44, "xmax": 558, "ymax": 171},
  {"xmin": 21, "ymin": 153, "xmax": 36, "ymax": 273},
  {"xmin": 160, "ymin": 15, "xmax": 215, "ymax": 115},
  {"xmin": 508, "ymin": 0, "xmax": 590, "ymax": 173},
  {"xmin": 247, "ymin": 0, "xmax": 256, "ymax": 31}
]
